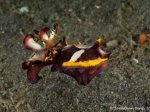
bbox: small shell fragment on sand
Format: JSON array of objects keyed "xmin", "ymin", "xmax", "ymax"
[
  {"xmin": 106, "ymin": 40, "xmax": 118, "ymax": 48},
  {"xmin": 19, "ymin": 6, "xmax": 29, "ymax": 13}
]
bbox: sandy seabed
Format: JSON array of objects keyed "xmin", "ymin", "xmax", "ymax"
[{"xmin": 0, "ymin": 0, "xmax": 150, "ymax": 111}]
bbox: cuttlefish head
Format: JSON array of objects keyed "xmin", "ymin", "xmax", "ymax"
[{"xmin": 22, "ymin": 23, "xmax": 59, "ymax": 84}]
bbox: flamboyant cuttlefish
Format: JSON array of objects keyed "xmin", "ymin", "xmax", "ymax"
[{"xmin": 22, "ymin": 23, "xmax": 111, "ymax": 85}]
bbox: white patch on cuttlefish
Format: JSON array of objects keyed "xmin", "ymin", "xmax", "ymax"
[
  {"xmin": 31, "ymin": 50, "xmax": 46, "ymax": 61},
  {"xmin": 42, "ymin": 33, "xmax": 49, "ymax": 40},
  {"xmin": 75, "ymin": 44, "xmax": 91, "ymax": 49},
  {"xmin": 60, "ymin": 45, "xmax": 72, "ymax": 52},
  {"xmin": 98, "ymin": 47, "xmax": 105, "ymax": 58},
  {"xmin": 69, "ymin": 49, "xmax": 85, "ymax": 62},
  {"xmin": 28, "ymin": 38, "xmax": 42, "ymax": 51}
]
